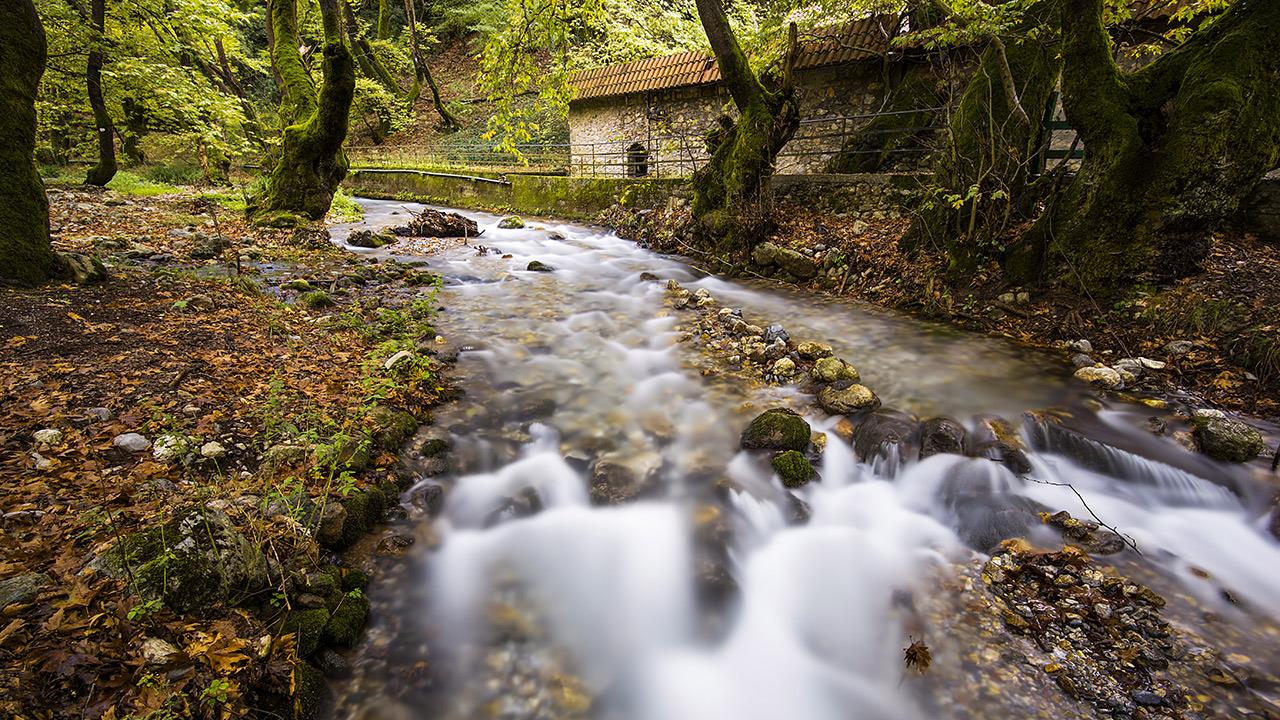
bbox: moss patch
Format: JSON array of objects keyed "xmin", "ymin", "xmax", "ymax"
[{"xmin": 771, "ymin": 450, "xmax": 815, "ymax": 488}]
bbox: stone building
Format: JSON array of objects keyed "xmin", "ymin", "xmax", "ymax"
[
  {"xmin": 566, "ymin": 16, "xmax": 915, "ymax": 177},
  {"xmin": 566, "ymin": 2, "xmax": 1198, "ymax": 179}
]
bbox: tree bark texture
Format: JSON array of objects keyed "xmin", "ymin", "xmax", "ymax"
[
  {"xmin": 0, "ymin": 0, "xmax": 62, "ymax": 285},
  {"xmin": 85, "ymin": 0, "xmax": 118, "ymax": 186}
]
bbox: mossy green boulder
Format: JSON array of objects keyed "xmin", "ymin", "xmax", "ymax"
[
  {"xmin": 771, "ymin": 450, "xmax": 815, "ymax": 488},
  {"xmin": 104, "ymin": 506, "xmax": 269, "ymax": 613},
  {"xmin": 283, "ymin": 608, "xmax": 331, "ymax": 657},
  {"xmin": 741, "ymin": 409, "xmax": 811, "ymax": 452},
  {"xmin": 1192, "ymin": 417, "xmax": 1265, "ymax": 463},
  {"xmin": 322, "ymin": 590, "xmax": 370, "ymax": 647}
]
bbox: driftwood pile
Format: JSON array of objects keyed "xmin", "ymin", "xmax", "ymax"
[{"xmin": 390, "ymin": 208, "xmax": 480, "ymax": 238}]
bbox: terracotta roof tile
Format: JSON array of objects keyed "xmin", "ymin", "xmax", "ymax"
[{"xmin": 569, "ymin": 15, "xmax": 898, "ymax": 101}]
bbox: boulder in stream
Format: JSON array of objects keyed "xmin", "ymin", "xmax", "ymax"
[
  {"xmin": 1192, "ymin": 416, "xmax": 1264, "ymax": 462},
  {"xmin": 817, "ymin": 382, "xmax": 880, "ymax": 415},
  {"xmin": 740, "ymin": 409, "xmax": 811, "ymax": 452},
  {"xmin": 771, "ymin": 450, "xmax": 815, "ymax": 488}
]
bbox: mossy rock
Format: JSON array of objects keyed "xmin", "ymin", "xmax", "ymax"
[
  {"xmin": 1192, "ymin": 417, "xmax": 1265, "ymax": 463},
  {"xmin": 741, "ymin": 409, "xmax": 811, "ymax": 452},
  {"xmin": 771, "ymin": 450, "xmax": 815, "ymax": 488},
  {"xmin": 368, "ymin": 405, "xmax": 417, "ymax": 452},
  {"xmin": 281, "ymin": 279, "xmax": 312, "ymax": 291},
  {"xmin": 334, "ymin": 488, "xmax": 385, "ymax": 549},
  {"xmin": 497, "ymin": 215, "xmax": 525, "ymax": 229},
  {"xmin": 419, "ymin": 437, "xmax": 450, "ymax": 457},
  {"xmin": 322, "ymin": 591, "xmax": 370, "ymax": 647},
  {"xmin": 341, "ymin": 568, "xmax": 370, "ymax": 592},
  {"xmin": 292, "ymin": 660, "xmax": 332, "ymax": 720},
  {"xmin": 115, "ymin": 507, "xmax": 269, "ymax": 613},
  {"xmin": 320, "ymin": 431, "xmax": 372, "ymax": 473},
  {"xmin": 283, "ymin": 608, "xmax": 331, "ymax": 658}
]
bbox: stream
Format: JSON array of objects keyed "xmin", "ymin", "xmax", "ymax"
[{"xmin": 328, "ymin": 199, "xmax": 1280, "ymax": 720}]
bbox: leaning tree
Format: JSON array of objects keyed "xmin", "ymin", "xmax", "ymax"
[
  {"xmin": 252, "ymin": 0, "xmax": 356, "ymax": 223},
  {"xmin": 1, "ymin": 0, "xmax": 63, "ymax": 285},
  {"xmin": 1023, "ymin": 0, "xmax": 1280, "ymax": 292},
  {"xmin": 688, "ymin": 0, "xmax": 801, "ymax": 249}
]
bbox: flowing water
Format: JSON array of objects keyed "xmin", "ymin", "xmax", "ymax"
[{"xmin": 329, "ymin": 199, "xmax": 1280, "ymax": 719}]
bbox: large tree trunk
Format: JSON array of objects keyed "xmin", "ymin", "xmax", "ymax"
[
  {"xmin": 1029, "ymin": 0, "xmax": 1280, "ymax": 293},
  {"xmin": 0, "ymin": 0, "xmax": 62, "ymax": 285},
  {"xmin": 905, "ymin": 0, "xmax": 1062, "ymax": 278},
  {"xmin": 253, "ymin": 0, "xmax": 356, "ymax": 223},
  {"xmin": 402, "ymin": 0, "xmax": 460, "ymax": 130},
  {"xmin": 690, "ymin": 0, "xmax": 799, "ymax": 249},
  {"xmin": 828, "ymin": 4, "xmax": 947, "ymax": 174},
  {"xmin": 84, "ymin": 0, "xmax": 117, "ymax": 187}
]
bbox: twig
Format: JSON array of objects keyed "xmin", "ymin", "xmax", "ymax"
[{"xmin": 1025, "ymin": 476, "xmax": 1143, "ymax": 555}]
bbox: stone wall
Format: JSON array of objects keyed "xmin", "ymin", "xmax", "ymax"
[
  {"xmin": 567, "ymin": 61, "xmax": 896, "ymax": 178},
  {"xmin": 344, "ymin": 169, "xmax": 686, "ymax": 222},
  {"xmin": 768, "ymin": 173, "xmax": 921, "ymax": 219}
]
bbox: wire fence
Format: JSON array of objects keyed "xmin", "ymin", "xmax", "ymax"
[{"xmin": 347, "ymin": 107, "xmax": 946, "ymax": 178}]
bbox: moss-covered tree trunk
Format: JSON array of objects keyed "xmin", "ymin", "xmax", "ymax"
[
  {"xmin": 1, "ymin": 0, "xmax": 62, "ymax": 285},
  {"xmin": 253, "ymin": 0, "xmax": 356, "ymax": 224},
  {"xmin": 905, "ymin": 0, "xmax": 1061, "ymax": 278},
  {"xmin": 85, "ymin": 0, "xmax": 117, "ymax": 186},
  {"xmin": 1028, "ymin": 0, "xmax": 1280, "ymax": 292},
  {"xmin": 690, "ymin": 0, "xmax": 799, "ymax": 249},
  {"xmin": 828, "ymin": 3, "xmax": 947, "ymax": 174},
  {"xmin": 376, "ymin": 0, "xmax": 391, "ymax": 39}
]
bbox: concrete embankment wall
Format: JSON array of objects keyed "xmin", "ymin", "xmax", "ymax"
[
  {"xmin": 344, "ymin": 169, "xmax": 926, "ymax": 223},
  {"xmin": 344, "ymin": 169, "xmax": 687, "ymax": 222}
]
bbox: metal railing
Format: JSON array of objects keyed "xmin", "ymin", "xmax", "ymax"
[{"xmin": 347, "ymin": 107, "xmax": 945, "ymax": 178}]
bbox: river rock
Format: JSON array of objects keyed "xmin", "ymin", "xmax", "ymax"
[
  {"xmin": 526, "ymin": 260, "xmax": 554, "ymax": 272},
  {"xmin": 771, "ymin": 450, "xmax": 815, "ymax": 488},
  {"xmin": 775, "ymin": 247, "xmax": 818, "ymax": 279},
  {"xmin": 347, "ymin": 230, "xmax": 391, "ymax": 248},
  {"xmin": 33, "ymin": 428, "xmax": 63, "ymax": 447},
  {"xmin": 1192, "ymin": 417, "xmax": 1264, "ymax": 462},
  {"xmin": 59, "ymin": 252, "xmax": 107, "ymax": 283},
  {"xmin": 740, "ymin": 409, "xmax": 811, "ymax": 452},
  {"xmin": 762, "ymin": 324, "xmax": 789, "ymax": 345},
  {"xmin": 200, "ymin": 441, "xmax": 228, "ymax": 459},
  {"xmin": 103, "ymin": 506, "xmax": 268, "ymax": 612},
  {"xmin": 141, "ymin": 637, "xmax": 183, "ymax": 666},
  {"xmin": 751, "ymin": 241, "xmax": 782, "ymax": 266},
  {"xmin": 0, "ymin": 572, "xmax": 50, "ymax": 609},
  {"xmin": 497, "ymin": 216, "xmax": 525, "ymax": 229},
  {"xmin": 1069, "ymin": 339, "xmax": 1093, "ymax": 353},
  {"xmin": 796, "ymin": 341, "xmax": 833, "ymax": 360},
  {"xmin": 852, "ymin": 412, "xmax": 918, "ymax": 468},
  {"xmin": 920, "ymin": 417, "xmax": 966, "ymax": 458},
  {"xmin": 152, "ymin": 434, "xmax": 187, "ymax": 462},
  {"xmin": 771, "ymin": 357, "xmax": 796, "ymax": 377},
  {"xmin": 1074, "ymin": 366, "xmax": 1123, "ymax": 389},
  {"xmin": 113, "ymin": 432, "xmax": 151, "ymax": 452},
  {"xmin": 191, "ymin": 234, "xmax": 230, "ymax": 260},
  {"xmin": 315, "ymin": 503, "xmax": 348, "ymax": 547},
  {"xmin": 817, "ymin": 383, "xmax": 880, "ymax": 415},
  {"xmin": 1070, "ymin": 353, "xmax": 1096, "ymax": 369},
  {"xmin": 811, "ymin": 356, "xmax": 859, "ymax": 384}
]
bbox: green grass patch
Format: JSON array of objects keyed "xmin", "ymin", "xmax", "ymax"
[
  {"xmin": 105, "ymin": 171, "xmax": 183, "ymax": 196},
  {"xmin": 327, "ymin": 189, "xmax": 365, "ymax": 223}
]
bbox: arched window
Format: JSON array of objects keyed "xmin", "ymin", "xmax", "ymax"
[{"xmin": 626, "ymin": 142, "xmax": 649, "ymax": 178}]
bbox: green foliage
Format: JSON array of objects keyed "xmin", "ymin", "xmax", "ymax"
[
  {"xmin": 328, "ymin": 189, "xmax": 365, "ymax": 222},
  {"xmin": 105, "ymin": 171, "xmax": 182, "ymax": 196}
]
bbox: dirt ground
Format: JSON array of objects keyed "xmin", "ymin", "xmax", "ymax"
[{"xmin": 0, "ymin": 186, "xmax": 449, "ymax": 718}]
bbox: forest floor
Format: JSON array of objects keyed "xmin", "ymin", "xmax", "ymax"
[
  {"xmin": 0, "ymin": 184, "xmax": 451, "ymax": 718},
  {"xmin": 609, "ymin": 200, "xmax": 1280, "ymax": 425}
]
